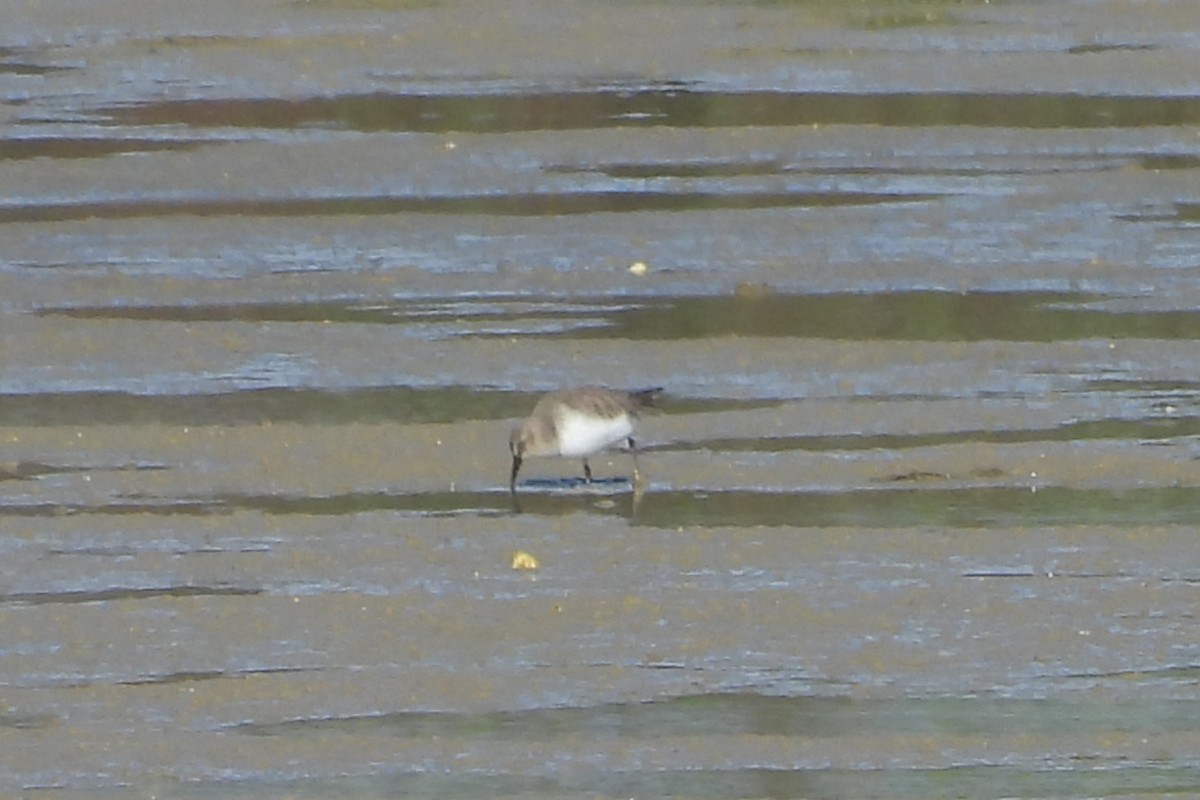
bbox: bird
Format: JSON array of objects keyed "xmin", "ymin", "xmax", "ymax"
[{"xmin": 509, "ymin": 386, "xmax": 661, "ymax": 493}]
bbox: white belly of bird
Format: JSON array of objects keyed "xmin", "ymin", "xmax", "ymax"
[{"xmin": 554, "ymin": 409, "xmax": 633, "ymax": 457}]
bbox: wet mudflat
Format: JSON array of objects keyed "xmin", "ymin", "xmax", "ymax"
[{"xmin": 4, "ymin": 0, "xmax": 1200, "ymax": 797}]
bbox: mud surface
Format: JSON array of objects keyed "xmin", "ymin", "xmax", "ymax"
[{"xmin": 4, "ymin": 0, "xmax": 1200, "ymax": 797}]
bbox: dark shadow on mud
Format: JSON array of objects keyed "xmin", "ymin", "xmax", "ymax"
[
  {"xmin": 0, "ymin": 385, "xmax": 766, "ymax": 426},
  {"xmin": 0, "ymin": 188, "xmax": 936, "ymax": 224},
  {"xmin": 40, "ymin": 291, "xmax": 1200, "ymax": 343},
  {"xmin": 687, "ymin": 416, "xmax": 1200, "ymax": 452},
  {"xmin": 99, "ymin": 89, "xmax": 1200, "ymax": 134},
  {"xmin": 0, "ymin": 137, "xmax": 205, "ymax": 161},
  {"xmin": 215, "ymin": 693, "xmax": 1200, "ymax": 800},
  {"xmin": 0, "ymin": 584, "xmax": 261, "ymax": 606},
  {"xmin": 8, "ymin": 486, "xmax": 1200, "ymax": 531},
  {"xmin": 118, "ymin": 666, "xmax": 317, "ymax": 687},
  {"xmin": 236, "ymin": 692, "xmax": 1200, "ymax": 739}
]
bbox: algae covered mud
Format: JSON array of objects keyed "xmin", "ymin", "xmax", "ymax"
[{"xmin": 4, "ymin": 0, "xmax": 1200, "ymax": 796}]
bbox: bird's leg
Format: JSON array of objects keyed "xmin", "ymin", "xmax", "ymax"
[
  {"xmin": 628, "ymin": 436, "xmax": 642, "ymax": 486},
  {"xmin": 582, "ymin": 458, "xmax": 593, "ymax": 483},
  {"xmin": 509, "ymin": 455, "xmax": 522, "ymax": 495}
]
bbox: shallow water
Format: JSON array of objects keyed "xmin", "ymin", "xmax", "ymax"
[{"xmin": 4, "ymin": 0, "xmax": 1200, "ymax": 797}]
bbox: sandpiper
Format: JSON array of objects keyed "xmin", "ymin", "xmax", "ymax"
[{"xmin": 509, "ymin": 386, "xmax": 661, "ymax": 493}]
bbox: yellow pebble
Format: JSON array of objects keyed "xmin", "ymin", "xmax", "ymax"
[{"xmin": 511, "ymin": 551, "xmax": 539, "ymax": 570}]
